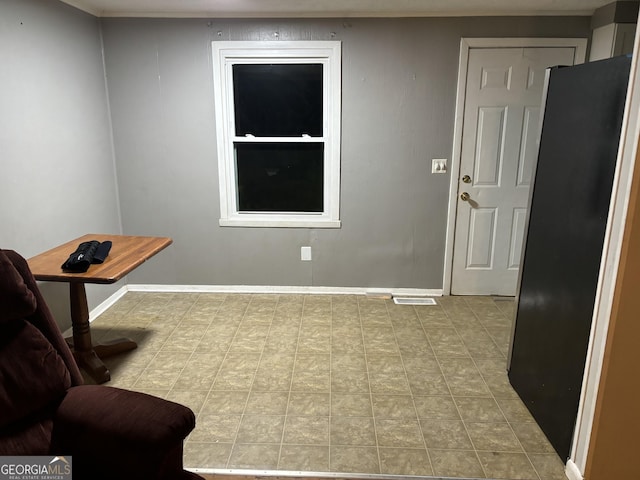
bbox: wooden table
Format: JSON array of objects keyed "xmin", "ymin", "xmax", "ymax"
[{"xmin": 28, "ymin": 234, "xmax": 172, "ymax": 384}]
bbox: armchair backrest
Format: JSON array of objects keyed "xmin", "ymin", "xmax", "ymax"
[
  {"xmin": 0, "ymin": 249, "xmax": 83, "ymax": 452},
  {"xmin": 0, "ymin": 250, "xmax": 82, "ymax": 385}
]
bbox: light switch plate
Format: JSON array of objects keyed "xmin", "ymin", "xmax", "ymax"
[{"xmin": 432, "ymin": 158, "xmax": 447, "ymax": 173}]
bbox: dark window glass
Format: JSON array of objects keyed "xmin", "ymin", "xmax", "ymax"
[
  {"xmin": 235, "ymin": 143, "xmax": 324, "ymax": 212},
  {"xmin": 233, "ymin": 64, "xmax": 323, "ymax": 137}
]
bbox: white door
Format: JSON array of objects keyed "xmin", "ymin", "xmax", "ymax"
[{"xmin": 451, "ymin": 47, "xmax": 578, "ymax": 295}]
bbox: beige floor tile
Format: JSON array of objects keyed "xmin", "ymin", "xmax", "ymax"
[
  {"xmin": 375, "ymin": 417, "xmax": 425, "ymax": 447},
  {"xmin": 297, "ymin": 325, "xmax": 331, "ymax": 353},
  {"xmin": 252, "ymin": 353, "xmax": 294, "ymax": 391},
  {"xmin": 287, "ymin": 392, "xmax": 330, "ymax": 416},
  {"xmin": 331, "ymin": 353, "xmax": 366, "ymax": 370},
  {"xmin": 201, "ymin": 390, "xmax": 249, "ymax": 415},
  {"xmin": 485, "ymin": 326, "xmax": 513, "ymax": 348},
  {"xmin": 482, "ymin": 373, "xmax": 521, "ymax": 399},
  {"xmin": 455, "ymin": 396, "xmax": 508, "ymax": 423},
  {"xmin": 183, "ymin": 442, "xmax": 232, "ymax": 469},
  {"xmin": 278, "ymin": 445, "xmax": 330, "ymax": 471},
  {"xmin": 332, "ymin": 309, "xmax": 361, "ymax": 320},
  {"xmin": 228, "ymin": 324, "xmax": 269, "ymax": 352},
  {"xmin": 529, "ymin": 453, "xmax": 568, "ymax": 480},
  {"xmin": 130, "ymin": 387, "xmax": 169, "ymax": 397},
  {"xmin": 330, "ymin": 416, "xmax": 376, "ymax": 446},
  {"xmin": 283, "ymin": 416, "xmax": 329, "ymax": 445},
  {"xmin": 363, "ymin": 327, "xmax": 400, "ymax": 355},
  {"xmin": 272, "ymin": 305, "xmax": 303, "ymax": 324},
  {"xmin": 418, "ymin": 312, "xmax": 455, "ymax": 329},
  {"xmin": 188, "ymin": 413, "xmax": 241, "ymax": 443},
  {"xmin": 331, "ymin": 332, "xmax": 365, "ymax": 354},
  {"xmin": 371, "ymin": 394, "xmax": 418, "ymax": 419},
  {"xmin": 243, "ymin": 308, "xmax": 276, "ymax": 325},
  {"xmin": 302, "ymin": 311, "xmax": 332, "ymax": 325},
  {"xmin": 466, "ymin": 422, "xmax": 523, "ymax": 452},
  {"xmin": 379, "ymin": 447, "xmax": 433, "ymax": 475},
  {"xmin": 403, "ymin": 355, "xmax": 441, "ymax": 374},
  {"xmin": 414, "ymin": 395, "xmax": 460, "ymax": 420},
  {"xmin": 459, "ymin": 330, "xmax": 505, "ymax": 359},
  {"xmin": 331, "ymin": 371, "xmax": 370, "ymax": 393},
  {"xmin": 511, "ymin": 422, "xmax": 557, "ymax": 454},
  {"xmin": 172, "ymin": 353, "xmax": 223, "ymax": 391},
  {"xmin": 475, "ymin": 357, "xmax": 509, "ymax": 376},
  {"xmin": 397, "ymin": 337, "xmax": 434, "ymax": 356},
  {"xmin": 495, "ymin": 396, "xmax": 536, "ymax": 423},
  {"xmin": 228, "ymin": 443, "xmax": 280, "ymax": 469},
  {"xmin": 367, "ymin": 355, "xmax": 411, "ymax": 394},
  {"xmin": 429, "ymin": 449, "xmax": 485, "ymax": 478},
  {"xmin": 409, "ymin": 371, "xmax": 451, "ymax": 396},
  {"xmin": 359, "ymin": 316, "xmax": 392, "ymax": 328},
  {"xmin": 331, "ymin": 354, "xmax": 369, "ymax": 393},
  {"xmin": 213, "ymin": 353, "xmax": 260, "ymax": 390},
  {"xmin": 160, "ymin": 324, "xmax": 206, "ymax": 353},
  {"xmin": 180, "ymin": 309, "xmax": 216, "ymax": 326},
  {"xmin": 245, "ymin": 391, "xmax": 289, "ymax": 415},
  {"xmin": 264, "ymin": 325, "xmax": 300, "ymax": 353},
  {"xmin": 133, "ymin": 351, "xmax": 190, "ymax": 390},
  {"xmin": 420, "ymin": 419, "xmax": 474, "ymax": 450},
  {"xmin": 166, "ymin": 390, "xmax": 209, "ymax": 414},
  {"xmin": 236, "ymin": 415, "xmax": 285, "ymax": 443},
  {"xmin": 194, "ymin": 329, "xmax": 234, "ymax": 353},
  {"xmin": 476, "ymin": 451, "xmax": 539, "ymax": 479},
  {"xmin": 331, "ymin": 394, "xmax": 373, "ymax": 417},
  {"xmin": 476, "ymin": 313, "xmax": 513, "ymax": 330},
  {"xmin": 440, "ymin": 358, "xmax": 492, "ymax": 397},
  {"xmin": 330, "ymin": 446, "xmax": 380, "ymax": 474},
  {"xmin": 291, "ymin": 354, "xmax": 330, "ymax": 392}
]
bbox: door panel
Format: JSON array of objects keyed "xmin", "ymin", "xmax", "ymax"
[
  {"xmin": 452, "ymin": 46, "xmax": 577, "ymax": 295},
  {"xmin": 507, "ymin": 207, "xmax": 527, "ymax": 270},
  {"xmin": 467, "ymin": 208, "xmax": 497, "ymax": 268},
  {"xmin": 475, "ymin": 107, "xmax": 506, "ymax": 185},
  {"xmin": 517, "ymin": 107, "xmax": 541, "ymax": 186}
]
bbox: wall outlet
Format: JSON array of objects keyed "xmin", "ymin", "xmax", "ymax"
[
  {"xmin": 432, "ymin": 158, "xmax": 447, "ymax": 173},
  {"xmin": 301, "ymin": 246, "xmax": 312, "ymax": 261}
]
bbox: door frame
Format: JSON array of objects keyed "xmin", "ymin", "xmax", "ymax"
[{"xmin": 442, "ymin": 37, "xmax": 588, "ymax": 296}]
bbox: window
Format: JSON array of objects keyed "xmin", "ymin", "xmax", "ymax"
[{"xmin": 212, "ymin": 41, "xmax": 341, "ymax": 227}]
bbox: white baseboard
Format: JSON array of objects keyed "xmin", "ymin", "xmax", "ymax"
[
  {"xmin": 78, "ymin": 284, "xmax": 442, "ymax": 334},
  {"xmin": 565, "ymin": 460, "xmax": 584, "ymax": 480},
  {"xmin": 89, "ymin": 285, "xmax": 129, "ymax": 321},
  {"xmin": 127, "ymin": 284, "xmax": 443, "ymax": 297}
]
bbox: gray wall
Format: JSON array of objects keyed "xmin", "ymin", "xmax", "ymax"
[
  {"xmin": 0, "ymin": 0, "xmax": 122, "ymax": 328},
  {"xmin": 102, "ymin": 16, "xmax": 591, "ymax": 290}
]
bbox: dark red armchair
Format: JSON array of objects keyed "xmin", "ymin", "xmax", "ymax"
[{"xmin": 0, "ymin": 249, "xmax": 203, "ymax": 480}]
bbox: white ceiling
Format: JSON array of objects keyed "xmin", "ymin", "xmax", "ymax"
[{"xmin": 59, "ymin": 0, "xmax": 613, "ymax": 18}]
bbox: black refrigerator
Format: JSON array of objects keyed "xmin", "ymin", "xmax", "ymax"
[{"xmin": 508, "ymin": 55, "xmax": 631, "ymax": 460}]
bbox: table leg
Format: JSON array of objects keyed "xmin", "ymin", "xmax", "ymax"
[
  {"xmin": 69, "ymin": 283, "xmax": 111, "ymax": 383},
  {"xmin": 68, "ymin": 284, "xmax": 138, "ymax": 383}
]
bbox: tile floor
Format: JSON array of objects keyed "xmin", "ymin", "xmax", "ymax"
[{"xmin": 85, "ymin": 292, "xmax": 567, "ymax": 480}]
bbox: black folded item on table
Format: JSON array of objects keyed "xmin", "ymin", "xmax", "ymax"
[
  {"xmin": 93, "ymin": 240, "xmax": 112, "ymax": 264},
  {"xmin": 61, "ymin": 240, "xmax": 112, "ymax": 272}
]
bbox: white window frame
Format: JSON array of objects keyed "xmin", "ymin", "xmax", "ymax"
[{"xmin": 212, "ymin": 41, "xmax": 342, "ymax": 228}]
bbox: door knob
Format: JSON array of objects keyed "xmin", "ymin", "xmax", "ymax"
[
  {"xmin": 462, "ymin": 175, "xmax": 472, "ymax": 184},
  {"xmin": 460, "ymin": 192, "xmax": 470, "ymax": 201}
]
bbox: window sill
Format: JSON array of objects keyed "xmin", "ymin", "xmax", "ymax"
[{"xmin": 219, "ymin": 218, "xmax": 341, "ymax": 228}]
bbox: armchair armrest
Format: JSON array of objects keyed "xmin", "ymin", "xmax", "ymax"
[{"xmin": 51, "ymin": 385, "xmax": 197, "ymax": 480}]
